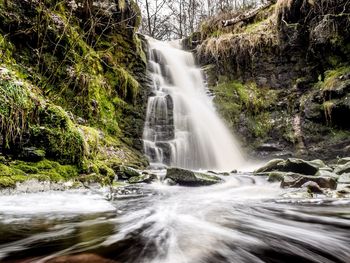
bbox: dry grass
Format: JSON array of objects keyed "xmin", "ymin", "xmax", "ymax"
[{"xmin": 198, "ymin": 15, "xmax": 278, "ymax": 65}]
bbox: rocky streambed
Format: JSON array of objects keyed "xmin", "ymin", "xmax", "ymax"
[
  {"xmin": 0, "ymin": 163, "xmax": 349, "ymax": 262},
  {"xmin": 0, "ymin": 158, "xmax": 350, "ymax": 262}
]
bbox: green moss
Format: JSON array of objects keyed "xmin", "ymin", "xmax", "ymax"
[
  {"xmin": 0, "ymin": 163, "xmax": 27, "ymax": 188},
  {"xmin": 0, "ymin": 78, "xmax": 36, "ymax": 148},
  {"xmin": 13, "ymin": 163, "xmax": 39, "ymax": 174},
  {"xmin": 29, "ymin": 104, "xmax": 85, "ymax": 165},
  {"xmin": 322, "ymin": 65, "xmax": 350, "ymax": 90},
  {"xmin": 0, "ymin": 33, "xmax": 15, "ymax": 64},
  {"xmin": 0, "ymin": 176, "xmax": 15, "ymax": 188},
  {"xmin": 0, "ymin": 0, "xmax": 147, "ymax": 175},
  {"xmin": 247, "ymin": 112, "xmax": 273, "ymax": 138},
  {"xmin": 33, "ymin": 160, "xmax": 78, "ymax": 180},
  {"xmin": 0, "ymin": 163, "xmax": 26, "ymax": 177}
]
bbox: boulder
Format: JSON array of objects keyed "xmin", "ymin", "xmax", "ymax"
[
  {"xmin": 338, "ymin": 173, "xmax": 350, "ymax": 184},
  {"xmin": 254, "ymin": 159, "xmax": 284, "ymax": 173},
  {"xmin": 255, "ymin": 158, "xmax": 321, "ymax": 175},
  {"xmin": 165, "ymin": 168, "xmax": 222, "ymax": 186},
  {"xmin": 281, "ymin": 174, "xmax": 337, "ymax": 189},
  {"xmin": 116, "ymin": 166, "xmax": 140, "ymax": 179},
  {"xmin": 334, "ymin": 162, "xmax": 350, "ymax": 175},
  {"xmin": 302, "ymin": 181, "xmax": 324, "ymax": 194},
  {"xmin": 316, "ymin": 169, "xmax": 339, "ymax": 179},
  {"xmin": 128, "ymin": 173, "xmax": 158, "ymax": 184}
]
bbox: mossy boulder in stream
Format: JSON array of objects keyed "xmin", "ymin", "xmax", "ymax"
[
  {"xmin": 165, "ymin": 168, "xmax": 222, "ymax": 186},
  {"xmin": 255, "ymin": 158, "xmax": 324, "ymax": 175}
]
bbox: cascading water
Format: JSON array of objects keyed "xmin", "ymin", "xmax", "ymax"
[{"xmin": 143, "ymin": 38, "xmax": 244, "ymax": 171}]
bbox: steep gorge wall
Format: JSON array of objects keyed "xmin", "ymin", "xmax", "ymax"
[
  {"xmin": 184, "ymin": 0, "xmax": 350, "ymax": 161},
  {"xmin": 0, "ymin": 0, "xmax": 150, "ymax": 187}
]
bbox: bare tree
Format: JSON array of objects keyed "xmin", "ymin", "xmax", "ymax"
[{"xmin": 137, "ymin": 0, "xmax": 265, "ymax": 40}]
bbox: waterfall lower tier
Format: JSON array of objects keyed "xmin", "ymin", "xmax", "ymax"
[{"xmin": 143, "ymin": 38, "xmax": 245, "ymax": 171}]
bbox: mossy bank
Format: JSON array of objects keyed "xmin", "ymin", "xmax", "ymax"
[
  {"xmin": 184, "ymin": 0, "xmax": 350, "ymax": 161},
  {"xmin": 0, "ymin": 0, "xmax": 150, "ymax": 188}
]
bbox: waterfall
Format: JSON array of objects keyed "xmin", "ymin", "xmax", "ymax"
[{"xmin": 143, "ymin": 38, "xmax": 245, "ymax": 171}]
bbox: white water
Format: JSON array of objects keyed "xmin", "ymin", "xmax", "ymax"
[
  {"xmin": 0, "ymin": 190, "xmax": 115, "ymax": 216},
  {"xmin": 0, "ymin": 178, "xmax": 350, "ymax": 262},
  {"xmin": 143, "ymin": 38, "xmax": 245, "ymax": 171}
]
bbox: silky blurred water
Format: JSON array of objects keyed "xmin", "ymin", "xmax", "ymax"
[
  {"xmin": 143, "ymin": 38, "xmax": 245, "ymax": 171},
  {"xmin": 0, "ymin": 175, "xmax": 349, "ymax": 263}
]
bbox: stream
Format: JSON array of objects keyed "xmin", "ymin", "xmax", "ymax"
[{"xmin": 0, "ymin": 174, "xmax": 349, "ymax": 263}]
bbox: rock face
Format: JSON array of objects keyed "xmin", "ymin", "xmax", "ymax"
[
  {"xmin": 0, "ymin": 0, "xmax": 150, "ymax": 185},
  {"xmin": 185, "ymin": 0, "xmax": 350, "ymax": 160},
  {"xmin": 165, "ymin": 168, "xmax": 222, "ymax": 186}
]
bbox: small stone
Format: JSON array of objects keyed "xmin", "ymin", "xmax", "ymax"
[{"xmin": 302, "ymin": 181, "xmax": 323, "ymax": 194}]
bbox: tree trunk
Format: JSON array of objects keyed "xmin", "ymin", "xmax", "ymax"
[
  {"xmin": 221, "ymin": 0, "xmax": 275, "ymax": 27},
  {"xmin": 145, "ymin": 0, "xmax": 153, "ymax": 37}
]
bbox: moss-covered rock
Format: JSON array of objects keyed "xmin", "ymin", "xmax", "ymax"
[
  {"xmin": 0, "ymin": 0, "xmax": 149, "ymax": 188},
  {"xmin": 165, "ymin": 168, "xmax": 222, "ymax": 186}
]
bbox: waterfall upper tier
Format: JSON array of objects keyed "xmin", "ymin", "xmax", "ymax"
[{"xmin": 143, "ymin": 38, "xmax": 245, "ymax": 171}]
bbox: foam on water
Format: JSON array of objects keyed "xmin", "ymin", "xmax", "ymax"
[{"xmin": 0, "ymin": 190, "xmax": 115, "ymax": 215}]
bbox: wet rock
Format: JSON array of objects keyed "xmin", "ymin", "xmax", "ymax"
[
  {"xmin": 267, "ymin": 171, "xmax": 286, "ymax": 182},
  {"xmin": 334, "ymin": 162, "xmax": 350, "ymax": 175},
  {"xmin": 307, "ymin": 159, "xmax": 327, "ymax": 169},
  {"xmin": 116, "ymin": 166, "xmax": 140, "ymax": 179},
  {"xmin": 47, "ymin": 253, "xmax": 119, "ymax": 263},
  {"xmin": 128, "ymin": 173, "xmax": 158, "ymax": 184},
  {"xmin": 281, "ymin": 174, "xmax": 337, "ymax": 190},
  {"xmin": 316, "ymin": 169, "xmax": 339, "ymax": 179},
  {"xmin": 165, "ymin": 168, "xmax": 222, "ymax": 186},
  {"xmin": 302, "ymin": 181, "xmax": 324, "ymax": 194},
  {"xmin": 164, "ymin": 178, "xmax": 176, "ymax": 186},
  {"xmin": 255, "ymin": 158, "xmax": 321, "ymax": 175},
  {"xmin": 254, "ymin": 159, "xmax": 284, "ymax": 173},
  {"xmin": 338, "ymin": 173, "xmax": 350, "ymax": 184}
]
